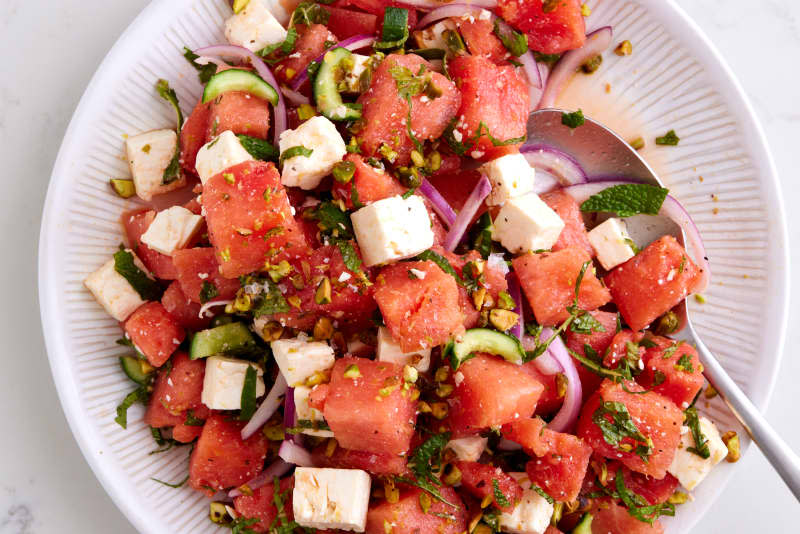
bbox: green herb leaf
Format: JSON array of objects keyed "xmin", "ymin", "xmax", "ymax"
[
  {"xmin": 684, "ymin": 406, "xmax": 711, "ymax": 459},
  {"xmin": 444, "ymin": 120, "xmax": 526, "ymax": 156},
  {"xmin": 308, "ymin": 200, "xmax": 354, "ymax": 240},
  {"xmin": 256, "ymin": 27, "xmax": 298, "ymax": 59},
  {"xmin": 231, "ymin": 516, "xmax": 261, "ymax": 534},
  {"xmin": 592, "ymin": 401, "xmax": 653, "ymax": 462},
  {"xmin": 416, "ymin": 249, "xmax": 475, "ymax": 290},
  {"xmin": 184, "ymin": 409, "xmax": 205, "ymax": 427},
  {"xmin": 336, "ymin": 240, "xmax": 363, "ymax": 274},
  {"xmin": 155, "ymin": 79, "xmax": 183, "ymax": 185},
  {"xmin": 408, "ymin": 432, "xmax": 450, "ymax": 485},
  {"xmin": 114, "ymin": 386, "xmax": 148, "ymax": 429},
  {"xmin": 113, "ymin": 249, "xmax": 163, "ymax": 301},
  {"xmin": 251, "ymin": 278, "xmax": 291, "ymax": 316},
  {"xmin": 531, "ymin": 484, "xmax": 555, "ymax": 504},
  {"xmin": 580, "ymin": 184, "xmax": 669, "ymax": 218},
  {"xmin": 570, "ymin": 311, "xmax": 607, "ymax": 335},
  {"xmin": 183, "ymin": 46, "xmax": 217, "ymax": 84},
  {"xmin": 471, "ymin": 212, "xmax": 494, "ymax": 259},
  {"xmin": 674, "ymin": 353, "xmax": 694, "ymax": 373},
  {"xmin": 290, "ymin": 2, "xmax": 330, "ymax": 27},
  {"xmin": 661, "ymin": 342, "xmax": 681, "ymax": 360},
  {"xmin": 279, "ymin": 145, "xmax": 314, "ymax": 167},
  {"xmin": 199, "ymin": 281, "xmax": 218, "ymax": 304},
  {"xmin": 561, "ymin": 109, "xmax": 585, "ymax": 129},
  {"xmin": 150, "ymin": 474, "xmax": 189, "ymax": 488},
  {"xmin": 239, "ymin": 365, "xmax": 259, "ymax": 421},
  {"xmin": 655, "ymin": 129, "xmax": 680, "ymax": 146},
  {"xmin": 493, "ymin": 20, "xmax": 529, "ymax": 57},
  {"xmin": 237, "ymin": 134, "xmax": 279, "ymax": 161},
  {"xmin": 614, "ymin": 467, "xmax": 676, "ymax": 524},
  {"xmin": 350, "ymin": 181, "xmax": 365, "ymax": 209},
  {"xmin": 492, "ymin": 479, "xmax": 511, "ymax": 507}
]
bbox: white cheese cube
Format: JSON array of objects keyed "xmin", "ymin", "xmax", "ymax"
[
  {"xmin": 342, "ymin": 54, "xmax": 372, "ymax": 94},
  {"xmin": 587, "ymin": 217, "xmax": 637, "ymax": 271},
  {"xmin": 83, "ymin": 251, "xmax": 149, "ymax": 321},
  {"xmin": 294, "ymin": 386, "xmax": 334, "ymax": 438},
  {"xmin": 492, "ymin": 193, "xmax": 565, "ymax": 254},
  {"xmin": 195, "ymin": 130, "xmax": 254, "ymax": 185},
  {"xmin": 271, "ymin": 337, "xmax": 336, "ymax": 386},
  {"xmin": 293, "ymin": 468, "xmax": 371, "ymax": 532},
  {"xmin": 224, "ymin": 0, "xmax": 288, "ymax": 53},
  {"xmin": 279, "ymin": 116, "xmax": 347, "ymax": 190},
  {"xmin": 140, "ymin": 206, "xmax": 203, "ymax": 256},
  {"xmin": 201, "ymin": 356, "xmax": 266, "ymax": 411},
  {"xmin": 481, "ymin": 153, "xmax": 536, "ymax": 206},
  {"xmin": 125, "ymin": 129, "xmax": 185, "ymax": 201},
  {"xmin": 351, "ymin": 195, "xmax": 435, "ymax": 267},
  {"xmin": 413, "ymin": 19, "xmax": 456, "ymax": 50},
  {"xmin": 376, "ymin": 327, "xmax": 431, "ymax": 372},
  {"xmin": 499, "ymin": 473, "xmax": 554, "ymax": 534},
  {"xmin": 446, "ymin": 436, "xmax": 488, "ymax": 462},
  {"xmin": 668, "ymin": 417, "xmax": 728, "ymax": 491}
]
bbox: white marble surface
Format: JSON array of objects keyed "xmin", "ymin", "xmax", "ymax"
[{"xmin": 1, "ymin": 0, "xmax": 798, "ymax": 532}]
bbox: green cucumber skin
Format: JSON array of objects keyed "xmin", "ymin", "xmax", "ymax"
[
  {"xmin": 571, "ymin": 513, "xmax": 593, "ymax": 534},
  {"xmin": 445, "ymin": 328, "xmax": 526, "ymax": 369},
  {"xmin": 119, "ymin": 355, "xmax": 151, "ymax": 386},
  {"xmin": 202, "ymin": 69, "xmax": 278, "ymax": 105},
  {"xmin": 189, "ymin": 322, "xmax": 257, "ymax": 360},
  {"xmin": 313, "ymin": 48, "xmax": 362, "ymax": 121}
]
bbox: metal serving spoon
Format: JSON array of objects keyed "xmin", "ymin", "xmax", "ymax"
[{"xmin": 527, "ymin": 109, "xmax": 800, "ymax": 500}]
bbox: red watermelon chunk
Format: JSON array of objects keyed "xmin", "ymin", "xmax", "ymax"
[
  {"xmin": 172, "ymin": 247, "xmax": 241, "ymax": 304},
  {"xmin": 454, "ymin": 461, "xmax": 523, "ymax": 511},
  {"xmin": 311, "ymin": 443, "xmax": 409, "ymax": 476},
  {"xmin": 323, "ymin": 357, "xmax": 418, "ymax": 455},
  {"xmin": 459, "ymin": 18, "xmax": 508, "ymax": 63},
  {"xmin": 144, "ymin": 352, "xmax": 209, "ymax": 442},
  {"xmin": 124, "ymin": 302, "xmax": 184, "ymax": 368},
  {"xmin": 233, "ymin": 477, "xmax": 295, "ymax": 533},
  {"xmin": 639, "ymin": 336, "xmax": 704, "ymax": 408},
  {"xmin": 331, "ymin": 154, "xmax": 406, "ymax": 209},
  {"xmin": 161, "ymin": 281, "xmax": 212, "ymax": 330},
  {"xmin": 604, "ymin": 236, "xmax": 703, "ymax": 332},
  {"xmin": 513, "ymin": 248, "xmax": 611, "ymax": 326},
  {"xmin": 207, "ymin": 90, "xmax": 270, "ymax": 140},
  {"xmin": 564, "ymin": 310, "xmax": 618, "ymax": 400},
  {"xmin": 180, "ymin": 101, "xmax": 212, "ymax": 177},
  {"xmin": 577, "ymin": 380, "xmax": 683, "ymax": 479},
  {"xmin": 202, "ymin": 160, "xmax": 307, "ymax": 279},
  {"xmin": 448, "ymin": 55, "xmax": 529, "ymax": 160},
  {"xmin": 589, "ymin": 499, "xmax": 665, "ymax": 534},
  {"xmin": 189, "ymin": 414, "xmax": 270, "ymax": 495},
  {"xmin": 594, "ymin": 461, "xmax": 680, "ymax": 506},
  {"xmin": 357, "ymin": 54, "xmax": 460, "ymax": 166},
  {"xmin": 520, "ymin": 362, "xmax": 563, "ymax": 415},
  {"xmin": 541, "ymin": 190, "xmax": 593, "ymax": 256},
  {"xmin": 448, "ymin": 353, "xmax": 544, "ymax": 437},
  {"xmin": 325, "ymin": 6, "xmax": 378, "ymax": 39},
  {"xmin": 365, "ymin": 486, "xmax": 467, "ymax": 534},
  {"xmin": 602, "ymin": 330, "xmax": 644, "ymax": 369},
  {"xmin": 374, "ymin": 259, "xmax": 465, "ymax": 352},
  {"xmin": 275, "ymin": 24, "xmax": 336, "ymax": 86},
  {"xmin": 497, "ymin": 0, "xmax": 586, "ymax": 54},
  {"xmin": 121, "ymin": 209, "xmax": 178, "ymax": 280}
]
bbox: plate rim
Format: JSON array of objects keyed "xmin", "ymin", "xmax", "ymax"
[{"xmin": 37, "ymin": 0, "xmax": 790, "ymax": 532}]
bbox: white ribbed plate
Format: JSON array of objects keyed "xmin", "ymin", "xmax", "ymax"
[{"xmin": 38, "ymin": 0, "xmax": 788, "ymax": 532}]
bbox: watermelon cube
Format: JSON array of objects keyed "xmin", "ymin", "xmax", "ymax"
[
  {"xmin": 541, "ymin": 190, "xmax": 594, "ymax": 256},
  {"xmin": 144, "ymin": 352, "xmax": 209, "ymax": 442},
  {"xmin": 331, "ymin": 154, "xmax": 406, "ymax": 209},
  {"xmin": 454, "ymin": 461, "xmax": 523, "ymax": 511},
  {"xmin": 124, "ymin": 302, "xmax": 184, "ymax": 367},
  {"xmin": 604, "ymin": 236, "xmax": 703, "ymax": 332},
  {"xmin": 275, "ymin": 24, "xmax": 335, "ymax": 86},
  {"xmin": 311, "ymin": 443, "xmax": 409, "ymax": 476},
  {"xmin": 161, "ymin": 281, "xmax": 212, "ymax": 330},
  {"xmin": 459, "ymin": 18, "xmax": 508, "ymax": 64},
  {"xmin": 589, "ymin": 499, "xmax": 665, "ymax": 534},
  {"xmin": 497, "ymin": 0, "xmax": 586, "ymax": 54},
  {"xmin": 365, "ymin": 486, "xmax": 467, "ymax": 534},
  {"xmin": 325, "ymin": 6, "xmax": 378, "ymax": 39},
  {"xmin": 180, "ymin": 100, "xmax": 212, "ymax": 177},
  {"xmin": 520, "ymin": 363, "xmax": 563, "ymax": 416},
  {"xmin": 639, "ymin": 336, "xmax": 704, "ymax": 408},
  {"xmin": 233, "ymin": 477, "xmax": 295, "ymax": 533},
  {"xmin": 564, "ymin": 310, "xmax": 618, "ymax": 399},
  {"xmin": 172, "ymin": 247, "xmax": 241, "ymax": 304},
  {"xmin": 121, "ymin": 209, "xmax": 178, "ymax": 280},
  {"xmin": 207, "ymin": 90, "xmax": 270, "ymax": 140}
]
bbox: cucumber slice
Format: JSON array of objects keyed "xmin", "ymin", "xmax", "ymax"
[
  {"xmin": 202, "ymin": 69, "xmax": 278, "ymax": 106},
  {"xmin": 444, "ymin": 328, "xmax": 526, "ymax": 369},
  {"xmin": 190, "ymin": 322, "xmax": 257, "ymax": 360},
  {"xmin": 313, "ymin": 47, "xmax": 362, "ymax": 121},
  {"xmin": 571, "ymin": 513, "xmax": 593, "ymax": 534},
  {"xmin": 210, "ymin": 314, "xmax": 236, "ymax": 328},
  {"xmin": 120, "ymin": 355, "xmax": 154, "ymax": 386}
]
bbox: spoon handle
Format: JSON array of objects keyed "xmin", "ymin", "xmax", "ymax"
[{"xmin": 689, "ymin": 322, "xmax": 800, "ymax": 501}]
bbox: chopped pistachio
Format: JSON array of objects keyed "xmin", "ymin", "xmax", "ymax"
[
  {"xmin": 654, "ymin": 311, "xmax": 679, "ymax": 336},
  {"xmin": 233, "ymin": 292, "xmax": 252, "ymax": 312},
  {"xmin": 262, "ymin": 422, "xmax": 285, "ymax": 441},
  {"xmin": 313, "ymin": 316, "xmax": 334, "ymax": 340},
  {"xmin": 694, "ymin": 294, "xmax": 707, "ymax": 304},
  {"xmin": 332, "ymin": 160, "xmax": 356, "ymax": 184},
  {"xmin": 480, "ymin": 494, "xmax": 494, "ymax": 509},
  {"xmin": 287, "ymin": 295, "xmax": 302, "ymax": 309},
  {"xmin": 109, "ymin": 178, "xmax": 136, "ymax": 198},
  {"xmin": 629, "ymin": 136, "xmax": 645, "ymax": 151},
  {"xmin": 581, "ymin": 54, "xmax": 603, "ymax": 74},
  {"xmin": 397, "ymin": 166, "xmax": 421, "ymax": 188},
  {"xmin": 403, "ymin": 365, "xmax": 419, "ymax": 383},
  {"xmin": 418, "ymin": 491, "xmax": 432, "ymax": 513},
  {"xmin": 551, "ymin": 502, "xmax": 564, "ymax": 525},
  {"xmin": 431, "ymin": 401, "xmax": 449, "ymax": 419},
  {"xmin": 306, "ymin": 369, "xmax": 330, "ymax": 387},
  {"xmin": 436, "ymin": 384, "xmax": 455, "ymax": 398},
  {"xmin": 410, "ymin": 150, "xmax": 426, "ymax": 168},
  {"xmin": 434, "ymin": 366, "xmax": 450, "ymax": 383},
  {"xmin": 473, "ymin": 522, "xmax": 493, "ymax": 534},
  {"xmin": 721, "ymin": 431, "xmax": 740, "ymax": 462},
  {"xmin": 297, "ymin": 103, "xmax": 317, "ymax": 120},
  {"xmin": 384, "ymin": 479, "xmax": 400, "ymax": 503},
  {"xmin": 555, "ymin": 373, "xmax": 569, "ymax": 399},
  {"xmin": 472, "ymin": 287, "xmax": 487, "ymax": 310},
  {"xmin": 704, "ymin": 384, "xmax": 718, "ymax": 399},
  {"xmin": 442, "ymin": 463, "xmax": 462, "ymax": 486},
  {"xmin": 315, "ymin": 277, "xmax": 332, "ymax": 305},
  {"xmin": 615, "ymin": 40, "xmax": 633, "ymax": 56},
  {"xmin": 209, "ymin": 502, "xmax": 231, "ymax": 525},
  {"xmin": 667, "ymin": 491, "xmax": 689, "ymax": 505},
  {"xmin": 325, "ymin": 438, "xmax": 338, "ymax": 457},
  {"xmin": 427, "ymin": 151, "xmax": 442, "ymax": 172},
  {"xmin": 497, "ymin": 290, "xmax": 516, "ymax": 310},
  {"xmin": 581, "ymin": 3, "xmax": 591, "ymax": 16},
  {"xmin": 489, "ymin": 309, "xmax": 519, "ymax": 332},
  {"xmin": 343, "ymin": 364, "xmax": 361, "ymax": 379},
  {"xmin": 267, "ymin": 259, "xmax": 292, "ymax": 282},
  {"xmin": 417, "ymin": 400, "xmax": 432, "ymax": 413},
  {"xmin": 261, "ymin": 320, "xmax": 284, "ymax": 341}
]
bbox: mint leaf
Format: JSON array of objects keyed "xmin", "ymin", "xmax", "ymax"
[
  {"xmin": 155, "ymin": 79, "xmax": 183, "ymax": 185},
  {"xmin": 336, "ymin": 240, "xmax": 363, "ymax": 274},
  {"xmin": 113, "ymin": 250, "xmax": 163, "ymax": 301},
  {"xmin": 580, "ymin": 184, "xmax": 669, "ymax": 218},
  {"xmin": 115, "ymin": 386, "xmax": 148, "ymax": 428},
  {"xmin": 307, "ymin": 201, "xmax": 353, "ymax": 240},
  {"xmin": 150, "ymin": 474, "xmax": 189, "ymax": 488},
  {"xmin": 492, "ymin": 479, "xmax": 510, "ymax": 507},
  {"xmin": 592, "ymin": 400, "xmax": 653, "ymax": 462},
  {"xmin": 684, "ymin": 406, "xmax": 711, "ymax": 459},
  {"xmin": 199, "ymin": 281, "xmax": 218, "ymax": 304},
  {"xmin": 251, "ymin": 278, "xmax": 290, "ymax": 316},
  {"xmin": 655, "ymin": 129, "xmax": 680, "ymax": 146},
  {"xmin": 239, "ymin": 365, "xmax": 258, "ymax": 421},
  {"xmin": 183, "ymin": 46, "xmax": 217, "ymax": 84},
  {"xmin": 561, "ymin": 109, "xmax": 585, "ymax": 129},
  {"xmin": 279, "ymin": 145, "xmax": 313, "ymax": 167},
  {"xmin": 237, "ymin": 135, "xmax": 279, "ymax": 161}
]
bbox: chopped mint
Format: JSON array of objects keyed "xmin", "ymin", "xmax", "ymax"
[
  {"xmin": 655, "ymin": 130, "xmax": 680, "ymax": 146},
  {"xmin": 580, "ymin": 184, "xmax": 669, "ymax": 218},
  {"xmin": 561, "ymin": 109, "xmax": 585, "ymax": 129}
]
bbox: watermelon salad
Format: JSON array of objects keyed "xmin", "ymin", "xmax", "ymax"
[{"xmin": 82, "ymin": 1, "xmax": 739, "ymax": 532}]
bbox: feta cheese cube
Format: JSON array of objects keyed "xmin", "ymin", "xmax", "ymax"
[
  {"xmin": 294, "ymin": 386, "xmax": 334, "ymax": 438},
  {"xmin": 342, "ymin": 54, "xmax": 372, "ymax": 94},
  {"xmin": 195, "ymin": 130, "xmax": 254, "ymax": 185},
  {"xmin": 492, "ymin": 193, "xmax": 565, "ymax": 253},
  {"xmin": 587, "ymin": 217, "xmax": 637, "ymax": 270},
  {"xmin": 279, "ymin": 116, "xmax": 347, "ymax": 190},
  {"xmin": 351, "ymin": 195, "xmax": 435, "ymax": 267},
  {"xmin": 293, "ymin": 468, "xmax": 371, "ymax": 532},
  {"xmin": 481, "ymin": 153, "xmax": 536, "ymax": 206},
  {"xmin": 224, "ymin": 0, "xmax": 288, "ymax": 53},
  {"xmin": 413, "ymin": 19, "xmax": 456, "ymax": 50},
  {"xmin": 125, "ymin": 129, "xmax": 185, "ymax": 201},
  {"xmin": 83, "ymin": 251, "xmax": 149, "ymax": 321},
  {"xmin": 271, "ymin": 337, "xmax": 336, "ymax": 386},
  {"xmin": 446, "ymin": 436, "xmax": 488, "ymax": 462},
  {"xmin": 140, "ymin": 206, "xmax": 203, "ymax": 256},
  {"xmin": 668, "ymin": 416, "xmax": 728, "ymax": 491},
  {"xmin": 499, "ymin": 473, "xmax": 554, "ymax": 534},
  {"xmin": 376, "ymin": 327, "xmax": 431, "ymax": 372},
  {"xmin": 201, "ymin": 356, "xmax": 266, "ymax": 410}
]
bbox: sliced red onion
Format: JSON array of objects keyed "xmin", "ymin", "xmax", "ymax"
[
  {"xmin": 420, "ymin": 179, "xmax": 457, "ymax": 227},
  {"xmin": 198, "ymin": 299, "xmax": 233, "ymax": 318},
  {"xmin": 505, "ymin": 272, "xmax": 523, "ymax": 340},
  {"xmin": 279, "ymin": 440, "xmax": 315, "ymax": 467},
  {"xmin": 194, "ymin": 45, "xmax": 287, "ymax": 145},
  {"xmin": 522, "ymin": 331, "xmax": 563, "ymax": 376},
  {"xmin": 497, "ymin": 438, "xmax": 522, "ymax": 451},
  {"xmin": 416, "ymin": 4, "xmax": 484, "ymax": 29},
  {"xmin": 443, "ymin": 174, "xmax": 491, "ymax": 252},
  {"xmin": 281, "ymin": 86, "xmax": 311, "ymax": 106},
  {"xmin": 401, "ymin": 0, "xmax": 497, "ymax": 11},
  {"xmin": 531, "ymin": 169, "xmax": 561, "ymax": 195},
  {"xmin": 194, "ymin": 56, "xmax": 227, "ymax": 69},
  {"xmin": 289, "ymin": 35, "xmax": 377, "ymax": 91},
  {"xmin": 562, "ymin": 181, "xmax": 711, "ymax": 292},
  {"xmin": 227, "ymin": 459, "xmax": 293, "ymax": 498},
  {"xmin": 538, "ymin": 27, "xmax": 613, "ymax": 109},
  {"xmin": 283, "ymin": 387, "xmax": 305, "ymax": 446},
  {"xmin": 520, "ymin": 144, "xmax": 588, "ymax": 186},
  {"xmin": 241, "ymin": 374, "xmax": 288, "ymax": 440},
  {"xmin": 544, "ymin": 334, "xmax": 582, "ymax": 433}
]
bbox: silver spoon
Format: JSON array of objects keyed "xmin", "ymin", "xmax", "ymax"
[{"xmin": 527, "ymin": 109, "xmax": 800, "ymax": 500}]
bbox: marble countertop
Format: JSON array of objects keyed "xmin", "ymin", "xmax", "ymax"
[{"xmin": 1, "ymin": 0, "xmax": 798, "ymax": 532}]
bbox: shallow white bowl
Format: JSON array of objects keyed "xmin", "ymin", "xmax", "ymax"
[{"xmin": 39, "ymin": 0, "xmax": 789, "ymax": 532}]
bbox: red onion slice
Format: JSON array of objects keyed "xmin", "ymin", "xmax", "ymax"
[
  {"xmin": 542, "ymin": 333, "xmax": 582, "ymax": 433},
  {"xmin": 538, "ymin": 27, "xmax": 613, "ymax": 109},
  {"xmin": 497, "ymin": 438, "xmax": 522, "ymax": 451},
  {"xmin": 289, "ymin": 35, "xmax": 377, "ymax": 91},
  {"xmin": 227, "ymin": 459, "xmax": 293, "ymax": 498},
  {"xmin": 279, "ymin": 440, "xmax": 315, "ymax": 467},
  {"xmin": 561, "ymin": 181, "xmax": 711, "ymax": 292},
  {"xmin": 420, "ymin": 179, "xmax": 457, "ymax": 227},
  {"xmin": 520, "ymin": 144, "xmax": 588, "ymax": 186},
  {"xmin": 281, "ymin": 86, "xmax": 311, "ymax": 106},
  {"xmin": 198, "ymin": 299, "xmax": 233, "ymax": 318},
  {"xmin": 194, "ymin": 45, "xmax": 287, "ymax": 145},
  {"xmin": 522, "ymin": 331, "xmax": 563, "ymax": 376},
  {"xmin": 241, "ymin": 373, "xmax": 288, "ymax": 440},
  {"xmin": 443, "ymin": 174, "xmax": 491, "ymax": 252},
  {"xmin": 531, "ymin": 169, "xmax": 561, "ymax": 195},
  {"xmin": 506, "ymin": 272, "xmax": 524, "ymax": 340},
  {"xmin": 416, "ymin": 4, "xmax": 484, "ymax": 29}
]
